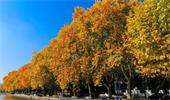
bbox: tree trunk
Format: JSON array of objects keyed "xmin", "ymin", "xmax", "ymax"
[
  {"xmin": 103, "ymin": 83, "xmax": 111, "ymax": 99},
  {"xmin": 73, "ymin": 84, "xmax": 77, "ymax": 97},
  {"xmin": 127, "ymin": 80, "xmax": 131, "ymax": 100},
  {"xmin": 61, "ymin": 89, "xmax": 64, "ymax": 97},
  {"xmin": 155, "ymin": 78, "xmax": 165, "ymax": 94},
  {"xmin": 73, "ymin": 88, "xmax": 76, "ymax": 97},
  {"xmin": 107, "ymin": 86, "xmax": 111, "ymax": 99},
  {"xmin": 87, "ymin": 83, "xmax": 92, "ymax": 98}
]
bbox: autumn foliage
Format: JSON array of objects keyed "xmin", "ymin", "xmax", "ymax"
[{"xmin": 2, "ymin": 0, "xmax": 170, "ymax": 99}]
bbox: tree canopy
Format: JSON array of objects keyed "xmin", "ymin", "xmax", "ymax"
[{"xmin": 2, "ymin": 0, "xmax": 170, "ymax": 99}]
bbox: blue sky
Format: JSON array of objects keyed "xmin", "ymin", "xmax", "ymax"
[{"xmin": 0, "ymin": 0, "xmax": 94, "ymax": 83}]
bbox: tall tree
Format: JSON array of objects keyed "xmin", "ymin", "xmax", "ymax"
[
  {"xmin": 48, "ymin": 24, "xmax": 82, "ymax": 96},
  {"xmin": 18, "ymin": 64, "xmax": 32, "ymax": 89},
  {"xmin": 127, "ymin": 0, "xmax": 170, "ymax": 78},
  {"xmin": 127, "ymin": 0, "xmax": 170, "ymax": 95},
  {"xmin": 3, "ymin": 71, "xmax": 19, "ymax": 92},
  {"xmin": 30, "ymin": 50, "xmax": 55, "ymax": 90},
  {"xmin": 73, "ymin": 0, "xmax": 131, "ymax": 98}
]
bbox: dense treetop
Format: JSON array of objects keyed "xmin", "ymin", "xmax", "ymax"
[{"xmin": 2, "ymin": 0, "xmax": 170, "ymax": 99}]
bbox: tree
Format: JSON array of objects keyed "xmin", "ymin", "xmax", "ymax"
[
  {"xmin": 30, "ymin": 50, "xmax": 55, "ymax": 90},
  {"xmin": 0, "ymin": 84, "xmax": 3, "ymax": 92},
  {"xmin": 127, "ymin": 0, "xmax": 170, "ymax": 95},
  {"xmin": 3, "ymin": 70, "xmax": 19, "ymax": 92},
  {"xmin": 73, "ymin": 0, "xmax": 131, "ymax": 98},
  {"xmin": 2, "ymin": 0, "xmax": 169, "ymax": 99},
  {"xmin": 48, "ymin": 24, "xmax": 83, "ymax": 96},
  {"xmin": 127, "ymin": 0, "xmax": 170, "ymax": 78},
  {"xmin": 18, "ymin": 64, "xmax": 32, "ymax": 90}
]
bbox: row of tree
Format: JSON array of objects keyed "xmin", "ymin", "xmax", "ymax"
[{"xmin": 1, "ymin": 0, "xmax": 170, "ymax": 99}]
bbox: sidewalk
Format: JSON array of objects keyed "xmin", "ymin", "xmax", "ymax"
[{"xmin": 8, "ymin": 94, "xmax": 148, "ymax": 100}]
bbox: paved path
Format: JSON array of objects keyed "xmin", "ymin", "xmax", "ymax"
[{"xmin": 2, "ymin": 94, "xmax": 150, "ymax": 100}]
